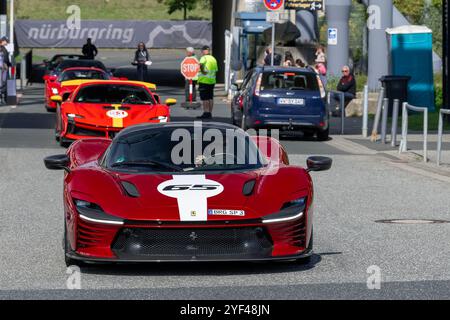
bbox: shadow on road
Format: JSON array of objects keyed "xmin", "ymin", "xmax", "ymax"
[{"xmin": 77, "ymin": 253, "xmax": 342, "ymax": 276}]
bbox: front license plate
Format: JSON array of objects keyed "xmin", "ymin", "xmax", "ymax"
[
  {"xmin": 208, "ymin": 209, "xmax": 245, "ymax": 216},
  {"xmin": 278, "ymin": 98, "xmax": 305, "ymax": 105}
]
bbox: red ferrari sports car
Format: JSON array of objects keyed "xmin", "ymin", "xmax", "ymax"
[
  {"xmin": 44, "ymin": 122, "xmax": 332, "ymax": 266},
  {"xmin": 43, "ymin": 67, "xmax": 124, "ymax": 112},
  {"xmin": 52, "ymin": 80, "xmax": 176, "ymax": 146}
]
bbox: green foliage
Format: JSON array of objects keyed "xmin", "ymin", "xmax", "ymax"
[
  {"xmin": 393, "ymin": 0, "xmax": 425, "ymax": 23},
  {"xmin": 16, "ymin": 0, "xmax": 211, "ymax": 21},
  {"xmin": 157, "ymin": 0, "xmax": 199, "ymax": 20}
]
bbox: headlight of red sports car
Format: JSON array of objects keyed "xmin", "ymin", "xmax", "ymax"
[
  {"xmin": 150, "ymin": 116, "xmax": 168, "ymax": 123},
  {"xmin": 262, "ymin": 197, "xmax": 306, "ymax": 224},
  {"xmin": 74, "ymin": 199, "xmax": 124, "ymax": 226}
]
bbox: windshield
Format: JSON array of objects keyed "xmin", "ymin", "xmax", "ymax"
[
  {"xmin": 261, "ymin": 71, "xmax": 319, "ymax": 91},
  {"xmin": 56, "ymin": 60, "xmax": 107, "ymax": 72},
  {"xmin": 105, "ymin": 127, "xmax": 266, "ymax": 173},
  {"xmin": 74, "ymin": 84, "xmax": 154, "ymax": 105},
  {"xmin": 60, "ymin": 70, "xmax": 108, "ymax": 82}
]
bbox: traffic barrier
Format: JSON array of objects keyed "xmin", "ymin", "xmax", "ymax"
[
  {"xmin": 328, "ymin": 90, "xmax": 345, "ymax": 135},
  {"xmin": 399, "ymin": 102, "xmax": 428, "ymax": 163},
  {"xmin": 437, "ymin": 108, "xmax": 450, "ymax": 166}
]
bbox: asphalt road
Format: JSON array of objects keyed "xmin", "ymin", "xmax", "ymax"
[{"xmin": 0, "ymin": 58, "xmax": 449, "ymax": 300}]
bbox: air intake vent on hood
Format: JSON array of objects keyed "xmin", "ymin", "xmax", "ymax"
[
  {"xmin": 121, "ymin": 181, "xmax": 140, "ymax": 198},
  {"xmin": 242, "ymin": 179, "xmax": 256, "ymax": 196}
]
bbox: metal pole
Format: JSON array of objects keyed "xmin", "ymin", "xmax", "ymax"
[
  {"xmin": 271, "ymin": 22, "xmax": 275, "ymax": 66},
  {"xmin": 424, "ymin": 109, "xmax": 428, "ymax": 163},
  {"xmin": 370, "ymin": 87, "xmax": 385, "ymax": 142},
  {"xmin": 381, "ymin": 98, "xmax": 389, "ymax": 144},
  {"xmin": 391, "ymin": 99, "xmax": 400, "ymax": 147},
  {"xmin": 362, "ymin": 85, "xmax": 369, "ymax": 137},
  {"xmin": 437, "ymin": 111, "xmax": 443, "ymax": 165},
  {"xmin": 399, "ymin": 102, "xmax": 408, "ymax": 153},
  {"xmin": 340, "ymin": 92, "xmax": 345, "ymax": 135}
]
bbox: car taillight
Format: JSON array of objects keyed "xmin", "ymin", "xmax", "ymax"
[
  {"xmin": 238, "ymin": 96, "xmax": 244, "ymax": 109},
  {"xmin": 254, "ymin": 74, "xmax": 262, "ymax": 97}
]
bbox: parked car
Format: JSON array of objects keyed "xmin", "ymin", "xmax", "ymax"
[{"xmin": 231, "ymin": 66, "xmax": 329, "ymax": 140}]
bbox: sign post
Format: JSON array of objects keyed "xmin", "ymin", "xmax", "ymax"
[
  {"xmin": 180, "ymin": 56, "xmax": 201, "ymax": 110},
  {"xmin": 264, "ymin": 0, "xmax": 284, "ymax": 66}
]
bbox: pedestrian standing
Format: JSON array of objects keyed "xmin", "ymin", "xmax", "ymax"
[
  {"xmin": 315, "ymin": 45, "xmax": 326, "ymax": 64},
  {"xmin": 184, "ymin": 47, "xmax": 198, "ymax": 103},
  {"xmin": 82, "ymin": 38, "xmax": 98, "ymax": 60},
  {"xmin": 0, "ymin": 36, "xmax": 11, "ymax": 103},
  {"xmin": 283, "ymin": 51, "xmax": 295, "ymax": 67},
  {"xmin": 197, "ymin": 45, "xmax": 218, "ymax": 119},
  {"xmin": 133, "ymin": 42, "xmax": 151, "ymax": 82}
]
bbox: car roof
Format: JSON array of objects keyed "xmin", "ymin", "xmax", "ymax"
[
  {"xmin": 61, "ymin": 67, "xmax": 106, "ymax": 73},
  {"xmin": 115, "ymin": 122, "xmax": 240, "ymax": 140},
  {"xmin": 60, "ymin": 79, "xmax": 156, "ymax": 90}
]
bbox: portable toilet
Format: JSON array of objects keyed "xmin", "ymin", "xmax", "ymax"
[{"xmin": 386, "ymin": 26, "xmax": 435, "ymax": 112}]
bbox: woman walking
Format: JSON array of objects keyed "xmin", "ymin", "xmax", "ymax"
[{"xmin": 133, "ymin": 42, "xmax": 151, "ymax": 82}]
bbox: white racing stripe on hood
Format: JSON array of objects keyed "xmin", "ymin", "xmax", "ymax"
[{"xmin": 157, "ymin": 175, "xmax": 224, "ymax": 221}]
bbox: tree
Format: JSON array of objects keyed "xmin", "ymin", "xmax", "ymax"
[{"xmin": 157, "ymin": 0, "xmax": 199, "ymax": 20}]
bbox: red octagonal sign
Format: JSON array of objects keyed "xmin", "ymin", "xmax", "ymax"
[
  {"xmin": 264, "ymin": 0, "xmax": 284, "ymax": 11},
  {"xmin": 181, "ymin": 57, "xmax": 200, "ymax": 80}
]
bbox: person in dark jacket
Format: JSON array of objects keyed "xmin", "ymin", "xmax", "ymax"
[
  {"xmin": 82, "ymin": 38, "xmax": 98, "ymax": 60},
  {"xmin": 332, "ymin": 65, "xmax": 356, "ymax": 116},
  {"xmin": 133, "ymin": 42, "xmax": 151, "ymax": 82},
  {"xmin": 263, "ymin": 47, "xmax": 282, "ymax": 66},
  {"xmin": 0, "ymin": 36, "xmax": 11, "ymax": 103}
]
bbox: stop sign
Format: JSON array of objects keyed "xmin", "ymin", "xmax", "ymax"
[{"xmin": 181, "ymin": 57, "xmax": 200, "ymax": 80}]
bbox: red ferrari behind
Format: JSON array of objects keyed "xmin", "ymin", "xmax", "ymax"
[
  {"xmin": 43, "ymin": 67, "xmax": 121, "ymax": 112},
  {"xmin": 44, "ymin": 122, "xmax": 332, "ymax": 266},
  {"xmin": 52, "ymin": 80, "xmax": 176, "ymax": 147}
]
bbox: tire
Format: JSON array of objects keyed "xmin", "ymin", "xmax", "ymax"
[
  {"xmin": 46, "ymin": 106, "xmax": 56, "ymax": 113},
  {"xmin": 64, "ymin": 222, "xmax": 83, "ymax": 267},
  {"xmin": 317, "ymin": 128, "xmax": 329, "ymax": 141},
  {"xmin": 231, "ymin": 107, "xmax": 238, "ymax": 126}
]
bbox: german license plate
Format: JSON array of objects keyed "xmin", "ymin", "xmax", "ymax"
[
  {"xmin": 278, "ymin": 98, "xmax": 305, "ymax": 105},
  {"xmin": 208, "ymin": 209, "xmax": 245, "ymax": 216}
]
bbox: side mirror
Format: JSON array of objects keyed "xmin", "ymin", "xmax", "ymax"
[
  {"xmin": 165, "ymin": 98, "xmax": 177, "ymax": 106},
  {"xmin": 44, "ymin": 154, "xmax": 70, "ymax": 171},
  {"xmin": 51, "ymin": 95, "xmax": 63, "ymax": 103},
  {"xmin": 306, "ymin": 156, "xmax": 332, "ymax": 172}
]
